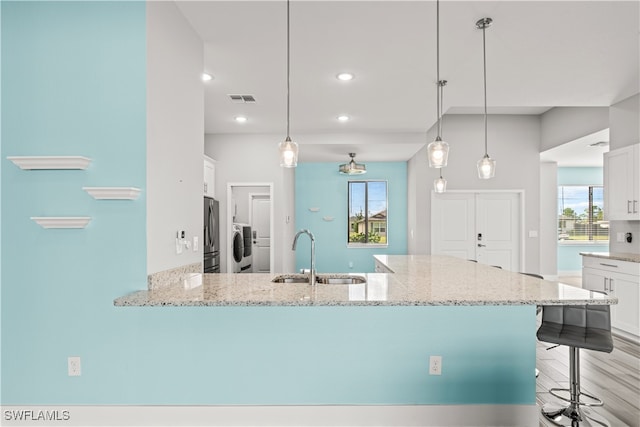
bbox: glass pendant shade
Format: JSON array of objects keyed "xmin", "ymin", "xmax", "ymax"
[
  {"xmin": 434, "ymin": 176, "xmax": 447, "ymax": 193},
  {"xmin": 477, "ymin": 155, "xmax": 496, "ymax": 179},
  {"xmin": 427, "ymin": 137, "xmax": 449, "ymax": 168},
  {"xmin": 279, "ymin": 136, "xmax": 298, "ymax": 168}
]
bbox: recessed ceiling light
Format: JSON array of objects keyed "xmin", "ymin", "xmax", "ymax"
[
  {"xmin": 202, "ymin": 73, "xmax": 213, "ymax": 81},
  {"xmin": 336, "ymin": 72, "xmax": 354, "ymax": 81},
  {"xmin": 234, "ymin": 116, "xmax": 248, "ymax": 123},
  {"xmin": 337, "ymin": 115, "xmax": 350, "ymax": 122}
]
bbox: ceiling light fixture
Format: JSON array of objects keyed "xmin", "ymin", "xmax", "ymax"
[
  {"xmin": 337, "ymin": 115, "xmax": 350, "ymax": 122},
  {"xmin": 202, "ymin": 73, "xmax": 212, "ymax": 81},
  {"xmin": 427, "ymin": 0, "xmax": 449, "ymax": 173},
  {"xmin": 434, "ymin": 170, "xmax": 447, "ymax": 193},
  {"xmin": 336, "ymin": 72, "xmax": 354, "ymax": 81},
  {"xmin": 476, "ymin": 17, "xmax": 496, "ymax": 180},
  {"xmin": 234, "ymin": 116, "xmax": 248, "ymax": 123},
  {"xmin": 278, "ymin": 0, "xmax": 298, "ymax": 168},
  {"xmin": 339, "ymin": 153, "xmax": 366, "ymax": 175}
]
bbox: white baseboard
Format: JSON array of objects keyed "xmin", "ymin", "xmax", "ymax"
[{"xmin": 1, "ymin": 405, "xmax": 538, "ymax": 427}]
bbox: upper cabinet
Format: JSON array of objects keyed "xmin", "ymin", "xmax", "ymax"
[
  {"xmin": 204, "ymin": 155, "xmax": 216, "ymax": 198},
  {"xmin": 604, "ymin": 143, "xmax": 640, "ymax": 221}
]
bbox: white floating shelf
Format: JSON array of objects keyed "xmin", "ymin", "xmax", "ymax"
[
  {"xmin": 83, "ymin": 187, "xmax": 141, "ymax": 200},
  {"xmin": 7, "ymin": 156, "xmax": 92, "ymax": 170},
  {"xmin": 308, "ymin": 207, "xmax": 320, "ymax": 212},
  {"xmin": 31, "ymin": 217, "xmax": 92, "ymax": 229},
  {"xmin": 323, "ymin": 216, "xmax": 335, "ymax": 222}
]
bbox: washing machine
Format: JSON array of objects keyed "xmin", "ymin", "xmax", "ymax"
[{"xmin": 230, "ymin": 224, "xmax": 243, "ymax": 273}]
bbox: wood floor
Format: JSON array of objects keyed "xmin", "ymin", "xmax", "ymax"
[{"xmin": 536, "ymin": 333, "xmax": 640, "ymax": 426}]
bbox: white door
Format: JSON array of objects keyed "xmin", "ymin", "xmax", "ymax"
[
  {"xmin": 432, "ymin": 192, "xmax": 521, "ymax": 271},
  {"xmin": 250, "ymin": 195, "xmax": 271, "ymax": 273}
]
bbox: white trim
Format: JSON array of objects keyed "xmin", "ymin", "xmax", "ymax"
[
  {"xmin": 0, "ymin": 404, "xmax": 538, "ymax": 427},
  {"xmin": 82, "ymin": 187, "xmax": 141, "ymax": 200},
  {"xmin": 7, "ymin": 156, "xmax": 91, "ymax": 170},
  {"xmin": 30, "ymin": 217, "xmax": 91, "ymax": 229}
]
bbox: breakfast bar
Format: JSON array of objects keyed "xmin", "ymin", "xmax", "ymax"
[{"xmin": 113, "ymin": 255, "xmax": 616, "ymax": 426}]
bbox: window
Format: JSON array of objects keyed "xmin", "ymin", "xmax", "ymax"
[
  {"xmin": 558, "ymin": 186, "xmax": 608, "ymax": 242},
  {"xmin": 348, "ymin": 181, "xmax": 388, "ymax": 245}
]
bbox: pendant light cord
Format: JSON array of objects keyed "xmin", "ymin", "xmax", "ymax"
[
  {"xmin": 435, "ymin": 0, "xmax": 442, "ymax": 139},
  {"xmin": 286, "ymin": 0, "xmax": 291, "ymax": 139},
  {"xmin": 482, "ymin": 22, "xmax": 488, "ymax": 156}
]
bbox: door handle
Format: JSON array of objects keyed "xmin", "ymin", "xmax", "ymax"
[
  {"xmin": 628, "ymin": 200, "xmax": 633, "ymax": 214},
  {"xmin": 634, "ymin": 200, "xmax": 638, "ymax": 213},
  {"xmin": 477, "ymin": 244, "xmax": 486, "ymax": 247},
  {"xmin": 604, "ymin": 277, "xmax": 608, "ymax": 292},
  {"xmin": 609, "ymin": 278, "xmax": 614, "ymax": 292}
]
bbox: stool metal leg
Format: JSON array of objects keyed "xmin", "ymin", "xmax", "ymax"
[{"xmin": 541, "ymin": 347, "xmax": 611, "ymax": 427}]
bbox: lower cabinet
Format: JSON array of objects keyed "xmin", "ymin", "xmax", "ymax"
[{"xmin": 582, "ymin": 256, "xmax": 640, "ymax": 338}]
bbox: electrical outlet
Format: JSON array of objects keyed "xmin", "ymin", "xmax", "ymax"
[
  {"xmin": 429, "ymin": 355, "xmax": 442, "ymax": 375},
  {"xmin": 68, "ymin": 356, "xmax": 81, "ymax": 376}
]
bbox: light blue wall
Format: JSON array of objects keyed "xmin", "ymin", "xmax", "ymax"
[
  {"xmin": 295, "ymin": 162, "xmax": 408, "ymax": 273},
  {"xmin": 557, "ymin": 167, "xmax": 607, "ymax": 273},
  {"xmin": 1, "ymin": 2, "xmax": 535, "ymax": 409},
  {"xmin": 1, "ymin": 0, "xmax": 147, "ymax": 403}
]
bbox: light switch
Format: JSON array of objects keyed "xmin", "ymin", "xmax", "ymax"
[{"xmin": 193, "ymin": 236, "xmax": 199, "ymax": 251}]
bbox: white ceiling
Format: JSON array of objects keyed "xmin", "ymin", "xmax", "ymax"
[{"xmin": 176, "ymin": 0, "xmax": 639, "ymax": 163}]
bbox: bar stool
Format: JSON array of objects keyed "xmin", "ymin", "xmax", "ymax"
[{"xmin": 537, "ymin": 304, "xmax": 614, "ymax": 426}]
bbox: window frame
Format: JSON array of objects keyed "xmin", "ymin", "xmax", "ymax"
[
  {"xmin": 557, "ymin": 184, "xmax": 609, "ymax": 245},
  {"xmin": 347, "ymin": 180, "xmax": 389, "ymax": 248}
]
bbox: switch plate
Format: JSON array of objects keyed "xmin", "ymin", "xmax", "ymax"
[
  {"xmin": 617, "ymin": 232, "xmax": 625, "ymax": 243},
  {"xmin": 429, "ymin": 355, "xmax": 442, "ymax": 375},
  {"xmin": 193, "ymin": 236, "xmax": 199, "ymax": 251},
  {"xmin": 68, "ymin": 356, "xmax": 81, "ymax": 376},
  {"xmin": 528, "ymin": 230, "xmax": 538, "ymax": 238}
]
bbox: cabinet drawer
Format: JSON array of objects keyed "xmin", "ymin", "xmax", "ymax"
[{"xmin": 582, "ymin": 256, "xmax": 640, "ymax": 276}]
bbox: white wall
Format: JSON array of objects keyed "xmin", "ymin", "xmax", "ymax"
[
  {"xmin": 408, "ymin": 114, "xmax": 542, "ymax": 273},
  {"xmin": 609, "ymin": 93, "xmax": 640, "ymax": 150},
  {"xmin": 539, "ymin": 162, "xmax": 558, "ymax": 278},
  {"xmin": 540, "ymin": 107, "xmax": 609, "ymax": 152},
  {"xmin": 205, "ymin": 134, "xmax": 295, "ymax": 273},
  {"xmin": 147, "ymin": 2, "xmax": 204, "ymax": 274}
]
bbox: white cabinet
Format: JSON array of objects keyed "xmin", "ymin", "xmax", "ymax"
[
  {"xmin": 582, "ymin": 256, "xmax": 640, "ymax": 339},
  {"xmin": 604, "ymin": 144, "xmax": 640, "ymax": 220},
  {"xmin": 204, "ymin": 156, "xmax": 216, "ymax": 198}
]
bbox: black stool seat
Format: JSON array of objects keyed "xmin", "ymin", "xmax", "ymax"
[
  {"xmin": 537, "ymin": 304, "xmax": 614, "ymax": 426},
  {"xmin": 537, "ymin": 305, "xmax": 613, "ymax": 353}
]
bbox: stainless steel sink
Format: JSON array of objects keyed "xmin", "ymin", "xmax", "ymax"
[
  {"xmin": 271, "ymin": 274, "xmax": 310, "ymax": 283},
  {"xmin": 315, "ymin": 275, "xmax": 366, "ymax": 285},
  {"xmin": 271, "ymin": 274, "xmax": 366, "ymax": 285}
]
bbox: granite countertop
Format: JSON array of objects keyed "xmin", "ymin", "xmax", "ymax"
[
  {"xmin": 579, "ymin": 252, "xmax": 640, "ymax": 263},
  {"xmin": 114, "ymin": 255, "xmax": 616, "ymax": 307}
]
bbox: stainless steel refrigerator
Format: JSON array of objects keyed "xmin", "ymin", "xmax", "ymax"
[{"xmin": 204, "ymin": 197, "xmax": 220, "ymax": 273}]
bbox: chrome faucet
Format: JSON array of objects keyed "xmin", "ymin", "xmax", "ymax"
[{"xmin": 292, "ymin": 229, "xmax": 316, "ymax": 285}]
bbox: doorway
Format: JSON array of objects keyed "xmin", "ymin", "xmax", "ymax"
[
  {"xmin": 227, "ymin": 183, "xmax": 274, "ymax": 274},
  {"xmin": 249, "ymin": 193, "xmax": 271, "ymax": 273},
  {"xmin": 431, "ymin": 191, "xmax": 523, "ymax": 271}
]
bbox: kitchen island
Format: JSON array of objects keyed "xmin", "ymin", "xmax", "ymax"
[{"xmin": 113, "ymin": 255, "xmax": 615, "ymax": 427}]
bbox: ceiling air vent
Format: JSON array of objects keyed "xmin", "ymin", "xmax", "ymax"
[{"xmin": 228, "ymin": 94, "xmax": 256, "ymax": 103}]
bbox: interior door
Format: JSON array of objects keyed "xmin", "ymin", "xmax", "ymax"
[
  {"xmin": 250, "ymin": 195, "xmax": 271, "ymax": 273},
  {"xmin": 475, "ymin": 193, "xmax": 520, "ymax": 270},
  {"xmin": 432, "ymin": 192, "xmax": 521, "ymax": 271},
  {"xmin": 431, "ymin": 193, "xmax": 476, "ymax": 260}
]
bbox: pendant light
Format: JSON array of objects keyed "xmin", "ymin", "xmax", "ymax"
[
  {"xmin": 427, "ymin": 0, "xmax": 449, "ymax": 170},
  {"xmin": 476, "ymin": 17, "xmax": 495, "ymax": 179},
  {"xmin": 434, "ymin": 170, "xmax": 447, "ymax": 193},
  {"xmin": 339, "ymin": 153, "xmax": 366, "ymax": 175},
  {"xmin": 279, "ymin": 0, "xmax": 298, "ymax": 168}
]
